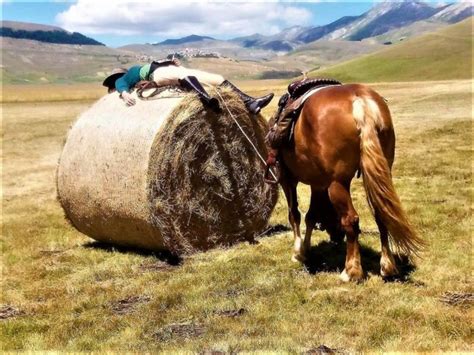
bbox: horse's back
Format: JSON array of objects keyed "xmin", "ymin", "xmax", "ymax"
[{"xmin": 285, "ymin": 84, "xmax": 392, "ymax": 185}]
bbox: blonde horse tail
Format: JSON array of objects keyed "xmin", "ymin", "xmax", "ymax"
[{"xmin": 352, "ymin": 96, "xmax": 425, "ymax": 257}]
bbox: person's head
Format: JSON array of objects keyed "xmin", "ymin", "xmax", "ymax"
[{"xmin": 102, "ymin": 68, "xmax": 128, "ymax": 93}]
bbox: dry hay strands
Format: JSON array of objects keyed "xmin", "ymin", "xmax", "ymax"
[
  {"xmin": 0, "ymin": 305, "xmax": 25, "ymax": 320},
  {"xmin": 110, "ymin": 295, "xmax": 151, "ymax": 315},
  {"xmin": 305, "ymin": 345, "xmax": 347, "ymax": 354},
  {"xmin": 439, "ymin": 291, "xmax": 474, "ymax": 306},
  {"xmin": 153, "ymin": 320, "xmax": 206, "ymax": 342},
  {"xmin": 57, "ymin": 88, "xmax": 278, "ymax": 255}
]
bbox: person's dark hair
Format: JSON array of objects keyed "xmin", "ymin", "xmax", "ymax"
[{"xmin": 102, "ymin": 68, "xmax": 128, "ymax": 93}]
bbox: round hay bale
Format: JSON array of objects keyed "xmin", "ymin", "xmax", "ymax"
[{"xmin": 57, "ymin": 88, "xmax": 278, "ymax": 254}]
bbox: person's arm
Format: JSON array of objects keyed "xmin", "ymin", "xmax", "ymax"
[
  {"xmin": 115, "ymin": 76, "xmax": 130, "ymax": 94},
  {"xmin": 115, "ymin": 68, "xmax": 139, "ymax": 106}
]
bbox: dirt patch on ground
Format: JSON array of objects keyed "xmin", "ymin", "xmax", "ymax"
[
  {"xmin": 153, "ymin": 321, "xmax": 206, "ymax": 341},
  {"xmin": 214, "ymin": 308, "xmax": 246, "ymax": 318},
  {"xmin": 110, "ymin": 296, "xmax": 151, "ymax": 315},
  {"xmin": 305, "ymin": 345, "xmax": 347, "ymax": 354},
  {"xmin": 439, "ymin": 292, "xmax": 474, "ymax": 306},
  {"xmin": 199, "ymin": 351, "xmax": 231, "ymax": 355},
  {"xmin": 0, "ymin": 305, "xmax": 25, "ymax": 320},
  {"xmin": 139, "ymin": 261, "xmax": 178, "ymax": 272}
]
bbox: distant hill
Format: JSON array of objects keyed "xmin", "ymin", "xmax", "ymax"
[
  {"xmin": 156, "ymin": 35, "xmax": 216, "ymax": 46},
  {"xmin": 361, "ymin": 20, "xmax": 447, "ymax": 45},
  {"xmin": 277, "ymin": 40, "xmax": 382, "ymax": 72},
  {"xmin": 122, "ymin": 1, "xmax": 473, "ymax": 56},
  {"xmin": 319, "ymin": 1, "xmax": 469, "ymax": 42},
  {"xmin": 1, "ymin": 36, "xmax": 130, "ymax": 84},
  {"xmin": 2, "ymin": 2, "xmax": 472, "ymax": 84},
  {"xmin": 295, "ymin": 16, "xmax": 361, "ymax": 43},
  {"xmin": 232, "ymin": 26, "xmax": 310, "ymax": 52},
  {"xmin": 431, "ymin": 2, "xmax": 473, "ymax": 23},
  {"xmin": 310, "ymin": 17, "xmax": 473, "ymax": 82},
  {"xmin": 226, "ymin": 1, "xmax": 472, "ymax": 52},
  {"xmin": 337, "ymin": 1, "xmax": 444, "ymax": 41},
  {"xmin": 0, "ymin": 20, "xmax": 104, "ymax": 46}
]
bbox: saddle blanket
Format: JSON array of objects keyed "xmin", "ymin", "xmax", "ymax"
[{"xmin": 289, "ymin": 84, "xmax": 338, "ymax": 111}]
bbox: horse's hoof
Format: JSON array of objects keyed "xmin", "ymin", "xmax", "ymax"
[
  {"xmin": 291, "ymin": 253, "xmax": 306, "ymax": 263},
  {"xmin": 380, "ymin": 257, "xmax": 399, "ymax": 279},
  {"xmin": 340, "ymin": 269, "xmax": 351, "ymax": 282},
  {"xmin": 340, "ymin": 268, "xmax": 364, "ymax": 282},
  {"xmin": 381, "ymin": 267, "xmax": 399, "ymax": 280}
]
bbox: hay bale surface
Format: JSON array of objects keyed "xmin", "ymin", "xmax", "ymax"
[{"xmin": 57, "ymin": 89, "xmax": 278, "ymax": 254}]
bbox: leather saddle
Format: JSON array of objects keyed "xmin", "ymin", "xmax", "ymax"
[
  {"xmin": 266, "ymin": 77, "xmax": 342, "ymax": 148},
  {"xmin": 283, "ymin": 77, "xmax": 342, "ymax": 116},
  {"xmin": 288, "ymin": 77, "xmax": 342, "ymax": 100}
]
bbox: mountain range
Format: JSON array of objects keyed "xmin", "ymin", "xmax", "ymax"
[
  {"xmin": 0, "ymin": 0, "xmax": 472, "ymax": 84},
  {"xmin": 2, "ymin": 1, "xmax": 471, "ymax": 53},
  {"xmin": 151, "ymin": 1, "xmax": 472, "ymax": 51},
  {"xmin": 0, "ymin": 20, "xmax": 104, "ymax": 46}
]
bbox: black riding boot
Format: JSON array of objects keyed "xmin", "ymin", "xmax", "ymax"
[
  {"xmin": 179, "ymin": 76, "xmax": 220, "ymax": 112},
  {"xmin": 220, "ymin": 80, "xmax": 274, "ymax": 114}
]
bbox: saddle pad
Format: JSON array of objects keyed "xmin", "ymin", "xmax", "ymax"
[
  {"xmin": 297, "ymin": 84, "xmax": 339, "ymax": 108},
  {"xmin": 288, "ymin": 84, "xmax": 341, "ymax": 111}
]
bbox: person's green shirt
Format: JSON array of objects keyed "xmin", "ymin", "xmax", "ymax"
[{"xmin": 115, "ymin": 64, "xmax": 151, "ymax": 93}]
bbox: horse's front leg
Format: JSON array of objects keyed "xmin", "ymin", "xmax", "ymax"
[{"xmin": 280, "ymin": 171, "xmax": 303, "ymax": 262}]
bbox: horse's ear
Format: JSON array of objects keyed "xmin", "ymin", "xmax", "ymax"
[{"xmin": 302, "ymin": 71, "xmax": 308, "ymax": 80}]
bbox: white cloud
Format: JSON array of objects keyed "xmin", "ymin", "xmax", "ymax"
[{"xmin": 55, "ymin": 0, "xmax": 313, "ymax": 38}]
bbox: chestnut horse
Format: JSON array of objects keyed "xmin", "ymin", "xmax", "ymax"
[{"xmin": 275, "ymin": 84, "xmax": 424, "ymax": 282}]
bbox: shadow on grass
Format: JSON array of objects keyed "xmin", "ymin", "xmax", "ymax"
[
  {"xmin": 303, "ymin": 240, "xmax": 417, "ymax": 282},
  {"xmin": 83, "ymin": 241, "xmax": 182, "ymax": 266},
  {"xmin": 258, "ymin": 224, "xmax": 292, "ymax": 238},
  {"xmin": 82, "ymin": 224, "xmax": 291, "ymax": 265}
]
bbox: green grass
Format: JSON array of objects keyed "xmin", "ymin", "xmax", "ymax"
[
  {"xmin": 310, "ymin": 18, "xmax": 473, "ymax": 82},
  {"xmin": 285, "ymin": 40, "xmax": 382, "ymax": 70},
  {"xmin": 1, "ymin": 80, "xmax": 473, "ymax": 352}
]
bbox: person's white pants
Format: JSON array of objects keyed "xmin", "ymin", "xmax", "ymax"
[{"xmin": 150, "ymin": 65, "xmax": 225, "ymax": 87}]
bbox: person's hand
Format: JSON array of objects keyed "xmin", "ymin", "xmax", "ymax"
[
  {"xmin": 121, "ymin": 92, "xmax": 136, "ymax": 106},
  {"xmin": 172, "ymin": 58, "xmax": 181, "ymax": 66}
]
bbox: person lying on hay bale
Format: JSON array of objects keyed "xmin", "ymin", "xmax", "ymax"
[{"xmin": 103, "ymin": 59, "xmax": 274, "ymax": 114}]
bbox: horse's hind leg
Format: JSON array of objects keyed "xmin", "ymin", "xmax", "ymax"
[
  {"xmin": 328, "ymin": 181, "xmax": 363, "ymax": 282},
  {"xmin": 305, "ymin": 188, "xmax": 343, "ymax": 251},
  {"xmin": 303, "ymin": 187, "xmax": 320, "ymax": 255},
  {"xmin": 376, "ymin": 214, "xmax": 398, "ymax": 278},
  {"xmin": 318, "ymin": 188, "xmax": 345, "ymax": 244},
  {"xmin": 280, "ymin": 170, "xmax": 303, "ymax": 263},
  {"xmin": 377, "ymin": 129, "xmax": 398, "ymax": 278}
]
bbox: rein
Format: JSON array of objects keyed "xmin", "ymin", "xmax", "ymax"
[
  {"xmin": 215, "ymin": 90, "xmax": 278, "ymax": 183},
  {"xmin": 135, "ymin": 81, "xmax": 184, "ymax": 100}
]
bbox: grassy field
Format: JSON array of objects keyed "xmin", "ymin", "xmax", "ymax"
[
  {"xmin": 1, "ymin": 80, "xmax": 473, "ymax": 352},
  {"xmin": 280, "ymin": 40, "xmax": 382, "ymax": 73},
  {"xmin": 311, "ymin": 18, "xmax": 473, "ymax": 83}
]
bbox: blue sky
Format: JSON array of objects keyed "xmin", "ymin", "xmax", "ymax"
[{"xmin": 0, "ymin": 1, "xmax": 450, "ymax": 47}]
